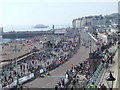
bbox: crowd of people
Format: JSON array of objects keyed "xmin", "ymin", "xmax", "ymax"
[
  {"xmin": 54, "ymin": 58, "xmax": 92, "ymax": 89},
  {"xmin": 0, "ymin": 29, "xmax": 81, "ymax": 89},
  {"xmin": 1, "ymin": 28, "xmax": 116, "ymax": 89},
  {"xmin": 54, "ymin": 30, "xmax": 117, "ymax": 89}
]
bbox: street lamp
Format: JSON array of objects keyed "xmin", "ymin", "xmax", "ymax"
[
  {"xmin": 89, "ymin": 40, "xmax": 93, "ymax": 75},
  {"xmin": 0, "ymin": 63, "xmax": 3, "ymax": 90},
  {"xmin": 106, "ymin": 71, "xmax": 116, "ymax": 90},
  {"xmin": 117, "ymin": 40, "xmax": 120, "ymax": 89},
  {"xmin": 89, "ymin": 40, "xmax": 92, "ymax": 54},
  {"xmin": 13, "ymin": 45, "xmax": 20, "ymax": 89}
]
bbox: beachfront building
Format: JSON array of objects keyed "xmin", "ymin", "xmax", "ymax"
[
  {"xmin": 72, "ymin": 17, "xmax": 93, "ymax": 29},
  {"xmin": 72, "ymin": 19, "xmax": 81, "ymax": 29},
  {"xmin": 54, "ymin": 28, "xmax": 66, "ymax": 35},
  {"xmin": 0, "ymin": 26, "xmax": 3, "ymax": 36},
  {"xmin": 72, "ymin": 13, "xmax": 118, "ymax": 33},
  {"xmin": 91, "ymin": 15, "xmax": 105, "ymax": 27},
  {"xmin": 72, "ymin": 15, "xmax": 103, "ymax": 29}
]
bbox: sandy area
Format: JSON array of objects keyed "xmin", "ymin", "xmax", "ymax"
[{"xmin": 0, "ymin": 36, "xmax": 48, "ymax": 61}]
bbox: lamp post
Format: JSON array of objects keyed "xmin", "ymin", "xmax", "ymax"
[
  {"xmin": 89, "ymin": 44, "xmax": 95, "ymax": 76},
  {"xmin": 0, "ymin": 35, "xmax": 3, "ymax": 89},
  {"xmin": 106, "ymin": 71, "xmax": 116, "ymax": 90},
  {"xmin": 89, "ymin": 40, "xmax": 92, "ymax": 54},
  {"xmin": 13, "ymin": 45, "xmax": 20, "ymax": 89},
  {"xmin": 0, "ymin": 62, "xmax": 3, "ymax": 90},
  {"xmin": 117, "ymin": 41, "xmax": 120, "ymax": 89}
]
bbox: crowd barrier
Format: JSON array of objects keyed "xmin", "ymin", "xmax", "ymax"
[
  {"xmin": 86, "ymin": 45, "xmax": 117, "ymax": 88},
  {"xmin": 3, "ymin": 73, "xmax": 34, "ymax": 89}
]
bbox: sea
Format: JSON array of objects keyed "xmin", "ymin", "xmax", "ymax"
[
  {"xmin": 0, "ymin": 24, "xmax": 69, "ymax": 44},
  {"xmin": 0, "ymin": 37, "xmax": 25, "ymax": 44},
  {"xmin": 3, "ymin": 25, "xmax": 52, "ymax": 32}
]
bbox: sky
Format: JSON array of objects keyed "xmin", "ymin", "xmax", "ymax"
[{"xmin": 0, "ymin": 0, "xmax": 119, "ymax": 27}]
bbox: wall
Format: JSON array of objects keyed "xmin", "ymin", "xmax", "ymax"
[{"xmin": 98, "ymin": 32, "xmax": 108, "ymax": 44}]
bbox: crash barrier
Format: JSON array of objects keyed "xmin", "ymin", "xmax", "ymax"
[{"xmin": 3, "ymin": 73, "xmax": 34, "ymax": 89}]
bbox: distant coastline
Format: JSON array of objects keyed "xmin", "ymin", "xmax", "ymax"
[
  {"xmin": 3, "ymin": 25, "xmax": 51, "ymax": 32},
  {"xmin": 2, "ymin": 24, "xmax": 69, "ymax": 32}
]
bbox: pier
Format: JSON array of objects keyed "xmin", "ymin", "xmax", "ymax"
[{"xmin": 2, "ymin": 30, "xmax": 54, "ymax": 38}]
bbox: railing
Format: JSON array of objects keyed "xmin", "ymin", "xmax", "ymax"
[
  {"xmin": 86, "ymin": 46, "xmax": 117, "ymax": 88},
  {"xmin": 86, "ymin": 62, "xmax": 103, "ymax": 88}
]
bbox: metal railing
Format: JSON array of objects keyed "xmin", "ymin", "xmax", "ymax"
[
  {"xmin": 86, "ymin": 46, "xmax": 117, "ymax": 88},
  {"xmin": 86, "ymin": 62, "xmax": 103, "ymax": 88}
]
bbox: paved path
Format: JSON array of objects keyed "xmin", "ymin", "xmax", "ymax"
[
  {"xmin": 24, "ymin": 31, "xmax": 98, "ymax": 88},
  {"xmin": 95, "ymin": 45, "xmax": 118, "ymax": 88}
]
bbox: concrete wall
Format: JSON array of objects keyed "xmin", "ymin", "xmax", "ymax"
[
  {"xmin": 113, "ymin": 49, "xmax": 118, "ymax": 88},
  {"xmin": 116, "ymin": 44, "xmax": 120, "ymax": 89}
]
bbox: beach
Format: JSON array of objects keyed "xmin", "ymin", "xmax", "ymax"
[
  {"xmin": 0, "ymin": 36, "xmax": 50, "ymax": 63},
  {"xmin": 0, "ymin": 28, "xmax": 82, "ymax": 88}
]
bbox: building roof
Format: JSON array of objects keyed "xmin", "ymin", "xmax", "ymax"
[{"xmin": 54, "ymin": 29, "xmax": 66, "ymax": 34}]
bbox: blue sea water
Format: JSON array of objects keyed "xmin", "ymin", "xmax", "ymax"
[
  {"xmin": 0, "ymin": 25, "xmax": 51, "ymax": 44},
  {"xmin": 3, "ymin": 24, "xmax": 69, "ymax": 32},
  {"xmin": 1, "ymin": 24, "xmax": 69, "ymax": 44},
  {"xmin": 0, "ymin": 37, "xmax": 25, "ymax": 44},
  {"xmin": 3, "ymin": 25, "xmax": 51, "ymax": 32}
]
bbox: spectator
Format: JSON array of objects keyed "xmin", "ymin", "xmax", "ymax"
[
  {"xmin": 110, "ymin": 55, "xmax": 113, "ymax": 64},
  {"xmin": 101, "ymin": 84, "xmax": 107, "ymax": 89},
  {"xmin": 55, "ymin": 85, "xmax": 58, "ymax": 90},
  {"xmin": 90, "ymin": 82, "xmax": 96, "ymax": 88}
]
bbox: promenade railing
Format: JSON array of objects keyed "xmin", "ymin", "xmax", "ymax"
[
  {"xmin": 86, "ymin": 62, "xmax": 103, "ymax": 88},
  {"xmin": 86, "ymin": 45, "xmax": 117, "ymax": 88}
]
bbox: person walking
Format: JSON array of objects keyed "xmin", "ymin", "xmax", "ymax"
[
  {"xmin": 110, "ymin": 55, "xmax": 113, "ymax": 64},
  {"xmin": 104, "ymin": 61, "xmax": 109, "ymax": 71}
]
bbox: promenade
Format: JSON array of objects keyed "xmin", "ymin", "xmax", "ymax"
[
  {"xmin": 1, "ymin": 28, "xmax": 118, "ymax": 89},
  {"xmin": 86, "ymin": 32, "xmax": 119, "ymax": 89},
  {"xmin": 0, "ymin": 28, "xmax": 85, "ymax": 89},
  {"xmin": 94, "ymin": 45, "xmax": 117, "ymax": 88},
  {"xmin": 23, "ymin": 30, "xmax": 98, "ymax": 88}
]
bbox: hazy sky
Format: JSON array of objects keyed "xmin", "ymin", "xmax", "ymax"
[{"xmin": 0, "ymin": 0, "xmax": 118, "ymax": 27}]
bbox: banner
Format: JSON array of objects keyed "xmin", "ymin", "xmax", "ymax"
[{"xmin": 4, "ymin": 73, "xmax": 34, "ymax": 89}]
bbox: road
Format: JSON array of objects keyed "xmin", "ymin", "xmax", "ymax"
[{"xmin": 24, "ymin": 31, "xmax": 98, "ymax": 88}]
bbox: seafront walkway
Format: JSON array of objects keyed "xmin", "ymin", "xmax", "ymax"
[
  {"xmin": 95, "ymin": 44, "xmax": 118, "ymax": 88},
  {"xmin": 0, "ymin": 29, "xmax": 83, "ymax": 89},
  {"xmin": 1, "ymin": 29, "xmax": 115, "ymax": 89},
  {"xmin": 23, "ymin": 30, "xmax": 98, "ymax": 88},
  {"xmin": 86, "ymin": 32, "xmax": 119, "ymax": 89},
  {"xmin": 0, "ymin": 35, "xmax": 63, "ymax": 89}
]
